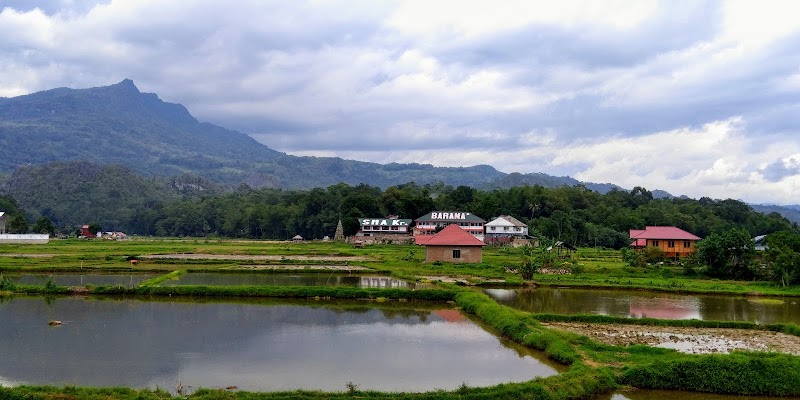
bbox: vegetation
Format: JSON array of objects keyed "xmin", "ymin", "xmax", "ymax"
[{"xmin": 2, "ymin": 238, "xmax": 800, "ymax": 398}]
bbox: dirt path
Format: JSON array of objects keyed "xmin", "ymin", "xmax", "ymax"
[
  {"xmin": 140, "ymin": 253, "xmax": 371, "ymax": 262},
  {"xmin": 544, "ymin": 322, "xmax": 800, "ymax": 355}
]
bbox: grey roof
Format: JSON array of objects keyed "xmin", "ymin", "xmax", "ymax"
[
  {"xmin": 415, "ymin": 211, "xmax": 485, "ymax": 223},
  {"xmin": 487, "ymin": 215, "xmax": 526, "ymax": 227}
]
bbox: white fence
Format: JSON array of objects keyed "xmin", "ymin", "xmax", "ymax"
[{"xmin": 0, "ymin": 234, "xmax": 50, "ymax": 244}]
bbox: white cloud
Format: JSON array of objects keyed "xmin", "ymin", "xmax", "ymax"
[{"xmin": 1, "ymin": 1, "xmax": 800, "ymax": 203}]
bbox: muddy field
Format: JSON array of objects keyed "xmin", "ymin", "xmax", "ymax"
[
  {"xmin": 228, "ymin": 264, "xmax": 371, "ymax": 271},
  {"xmin": 544, "ymin": 322, "xmax": 800, "ymax": 355},
  {"xmin": 140, "ymin": 253, "xmax": 371, "ymax": 261}
]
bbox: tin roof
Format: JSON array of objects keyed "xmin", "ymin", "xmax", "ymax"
[
  {"xmin": 415, "ymin": 211, "xmax": 485, "ymax": 223},
  {"xmin": 423, "ymin": 224, "xmax": 486, "ymax": 246},
  {"xmin": 486, "ymin": 215, "xmax": 526, "ymax": 227},
  {"xmin": 629, "ymin": 226, "xmax": 701, "ymax": 241}
]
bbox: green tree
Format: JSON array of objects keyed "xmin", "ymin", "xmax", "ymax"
[
  {"xmin": 32, "ymin": 216, "xmax": 56, "ymax": 235},
  {"xmin": 765, "ymin": 231, "xmax": 800, "ymax": 287},
  {"xmin": 7, "ymin": 214, "xmax": 29, "ymax": 233}
]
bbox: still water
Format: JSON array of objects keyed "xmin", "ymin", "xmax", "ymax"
[
  {"xmin": 3, "ymin": 273, "xmax": 154, "ymax": 287},
  {"xmin": 159, "ymin": 272, "xmax": 422, "ymax": 289},
  {"xmin": 0, "ymin": 297, "xmax": 559, "ymax": 392},
  {"xmin": 485, "ymin": 287, "xmax": 800, "ymax": 324},
  {"xmin": 598, "ymin": 389, "xmax": 789, "ymax": 400}
]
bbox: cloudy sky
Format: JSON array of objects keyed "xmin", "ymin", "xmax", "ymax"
[{"xmin": 1, "ymin": 1, "xmax": 799, "ymax": 204}]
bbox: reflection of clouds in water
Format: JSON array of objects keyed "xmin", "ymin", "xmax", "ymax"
[{"xmin": 0, "ymin": 375, "xmax": 25, "ymax": 387}]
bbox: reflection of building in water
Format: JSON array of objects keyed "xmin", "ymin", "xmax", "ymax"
[
  {"xmin": 359, "ymin": 276, "xmax": 409, "ymax": 288},
  {"xmin": 433, "ymin": 309, "xmax": 466, "ymax": 323},
  {"xmin": 629, "ymin": 298, "xmax": 701, "ymax": 320}
]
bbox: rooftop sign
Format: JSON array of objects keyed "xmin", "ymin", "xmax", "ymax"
[{"xmin": 360, "ymin": 218, "xmax": 411, "ymax": 227}]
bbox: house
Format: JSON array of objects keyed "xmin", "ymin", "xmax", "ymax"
[
  {"xmin": 629, "ymin": 226, "xmax": 701, "ymax": 258},
  {"xmin": 423, "ymin": 224, "xmax": 486, "ymax": 263},
  {"xmin": 292, "ymin": 235, "xmax": 303, "ymax": 242},
  {"xmin": 484, "ymin": 215, "xmax": 533, "ymax": 247},
  {"xmin": 413, "ymin": 211, "xmax": 486, "ymax": 242},
  {"xmin": 753, "ymin": 235, "xmax": 768, "ymax": 251},
  {"xmin": 80, "ymin": 225, "xmax": 93, "ymax": 238},
  {"xmin": 355, "ymin": 216, "xmax": 414, "ymax": 244},
  {"xmin": 0, "ymin": 212, "xmax": 6, "ymax": 234}
]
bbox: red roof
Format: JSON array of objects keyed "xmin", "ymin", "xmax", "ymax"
[
  {"xmin": 423, "ymin": 224, "xmax": 486, "ymax": 247},
  {"xmin": 414, "ymin": 236, "xmax": 434, "ymax": 245},
  {"xmin": 629, "ymin": 226, "xmax": 701, "ymax": 241}
]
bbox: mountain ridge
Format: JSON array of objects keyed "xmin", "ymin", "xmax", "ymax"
[{"xmin": 0, "ymin": 79, "xmax": 627, "ymax": 192}]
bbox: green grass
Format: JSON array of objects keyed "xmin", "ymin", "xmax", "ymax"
[{"xmin": 3, "ymin": 238, "xmax": 800, "ymax": 398}]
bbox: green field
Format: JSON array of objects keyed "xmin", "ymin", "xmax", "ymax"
[{"xmin": 2, "ymin": 238, "xmax": 800, "ymax": 399}]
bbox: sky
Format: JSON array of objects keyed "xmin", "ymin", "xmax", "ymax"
[{"xmin": 1, "ymin": 1, "xmax": 799, "ymax": 204}]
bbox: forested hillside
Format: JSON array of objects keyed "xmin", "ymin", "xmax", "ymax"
[
  {"xmin": 1, "ymin": 161, "xmax": 792, "ymax": 246},
  {"xmin": 1, "ymin": 80, "xmax": 663, "ymax": 191}
]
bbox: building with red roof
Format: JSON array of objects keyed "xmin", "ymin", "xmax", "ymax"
[
  {"xmin": 424, "ymin": 224, "xmax": 486, "ymax": 263},
  {"xmin": 629, "ymin": 226, "xmax": 701, "ymax": 258}
]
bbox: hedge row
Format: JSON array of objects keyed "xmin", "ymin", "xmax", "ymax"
[{"xmin": 621, "ymin": 352, "xmax": 800, "ymax": 396}]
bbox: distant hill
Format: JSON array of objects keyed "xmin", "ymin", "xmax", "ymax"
[
  {"xmin": 1, "ymin": 79, "xmax": 673, "ymax": 194},
  {"xmin": 750, "ymin": 204, "xmax": 800, "ymax": 224}
]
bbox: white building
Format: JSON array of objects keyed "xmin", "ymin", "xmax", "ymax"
[{"xmin": 484, "ymin": 215, "xmax": 531, "ymax": 247}]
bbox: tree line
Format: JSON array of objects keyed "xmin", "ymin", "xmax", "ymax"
[{"xmin": 4, "ymin": 181, "xmax": 794, "ymax": 246}]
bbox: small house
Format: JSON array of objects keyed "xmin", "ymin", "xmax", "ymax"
[
  {"xmin": 424, "ymin": 224, "xmax": 486, "ymax": 263},
  {"xmin": 629, "ymin": 226, "xmax": 701, "ymax": 258},
  {"xmin": 484, "ymin": 215, "xmax": 533, "ymax": 247},
  {"xmin": 0, "ymin": 212, "xmax": 6, "ymax": 234},
  {"xmin": 292, "ymin": 235, "xmax": 304, "ymax": 242}
]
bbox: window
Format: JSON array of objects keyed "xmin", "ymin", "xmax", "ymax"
[
  {"xmin": 503, "ymin": 227, "xmax": 509, "ymax": 231},
  {"xmin": 668, "ymin": 240, "xmax": 675, "ymax": 248},
  {"xmin": 452, "ymin": 249, "xmax": 461, "ymax": 259},
  {"xmin": 652, "ymin": 240, "xmax": 659, "ymax": 247},
  {"xmin": 684, "ymin": 241, "xmax": 691, "ymax": 248}
]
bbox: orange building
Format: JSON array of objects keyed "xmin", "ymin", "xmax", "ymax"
[{"xmin": 629, "ymin": 226, "xmax": 701, "ymax": 258}]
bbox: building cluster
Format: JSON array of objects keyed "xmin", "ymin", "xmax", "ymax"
[
  {"xmin": 353, "ymin": 211, "xmax": 533, "ymax": 263},
  {"xmin": 350, "ymin": 210, "xmax": 713, "ymax": 265}
]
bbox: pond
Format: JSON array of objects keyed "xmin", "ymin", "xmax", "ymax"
[
  {"xmin": 0, "ymin": 296, "xmax": 560, "ymax": 392},
  {"xmin": 484, "ymin": 287, "xmax": 800, "ymax": 324},
  {"xmin": 2, "ymin": 272, "xmax": 155, "ymax": 287},
  {"xmin": 158, "ymin": 272, "xmax": 425, "ymax": 289}
]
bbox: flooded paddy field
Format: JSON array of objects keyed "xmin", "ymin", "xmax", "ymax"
[
  {"xmin": 158, "ymin": 272, "xmax": 425, "ymax": 289},
  {"xmin": 485, "ymin": 287, "xmax": 800, "ymax": 324},
  {"xmin": 0, "ymin": 296, "xmax": 561, "ymax": 392},
  {"xmin": 545, "ymin": 322, "xmax": 800, "ymax": 355},
  {"xmin": 2, "ymin": 272, "xmax": 155, "ymax": 287}
]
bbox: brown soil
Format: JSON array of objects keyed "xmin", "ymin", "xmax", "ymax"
[
  {"xmin": 228, "ymin": 264, "xmax": 371, "ymax": 271},
  {"xmin": 140, "ymin": 253, "xmax": 370, "ymax": 261},
  {"xmin": 544, "ymin": 322, "xmax": 800, "ymax": 355}
]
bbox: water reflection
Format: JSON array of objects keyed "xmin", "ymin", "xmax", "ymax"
[
  {"xmin": 3, "ymin": 273, "xmax": 154, "ymax": 287},
  {"xmin": 485, "ymin": 288, "xmax": 800, "ymax": 324},
  {"xmin": 160, "ymin": 272, "xmax": 424, "ymax": 289},
  {"xmin": 0, "ymin": 297, "xmax": 559, "ymax": 392},
  {"xmin": 597, "ymin": 389, "xmax": 789, "ymax": 400}
]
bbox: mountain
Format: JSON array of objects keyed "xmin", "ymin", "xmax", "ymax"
[
  {"xmin": 750, "ymin": 204, "xmax": 800, "ymax": 224},
  {"xmin": 0, "ymin": 80, "xmax": 505, "ymax": 188},
  {"xmin": 0, "ymin": 79, "xmax": 661, "ymax": 192}
]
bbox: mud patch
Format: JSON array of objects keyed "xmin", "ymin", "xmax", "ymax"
[
  {"xmin": 544, "ymin": 322, "xmax": 800, "ymax": 355},
  {"xmin": 227, "ymin": 264, "xmax": 371, "ymax": 271},
  {"xmin": 140, "ymin": 253, "xmax": 370, "ymax": 262}
]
